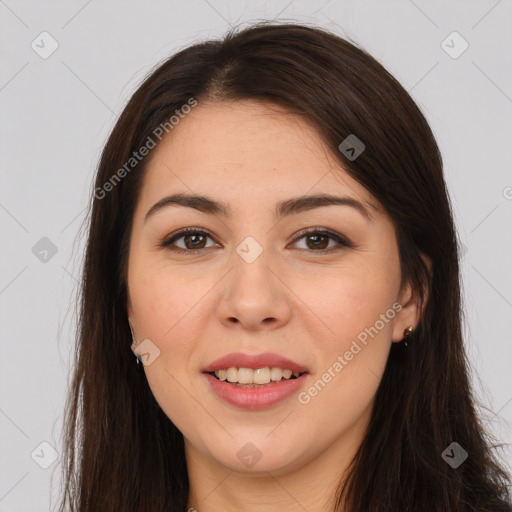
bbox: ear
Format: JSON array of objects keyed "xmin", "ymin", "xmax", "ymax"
[{"xmin": 391, "ymin": 253, "xmax": 432, "ymax": 343}]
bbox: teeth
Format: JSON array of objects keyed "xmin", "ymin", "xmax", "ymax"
[
  {"xmin": 226, "ymin": 368, "xmax": 238, "ymax": 383},
  {"xmin": 253, "ymin": 368, "xmax": 270, "ymax": 384},
  {"xmin": 238, "ymin": 368, "xmax": 253, "ymax": 384},
  {"xmin": 213, "ymin": 367, "xmax": 302, "ymax": 385},
  {"xmin": 270, "ymin": 367, "xmax": 283, "ymax": 381}
]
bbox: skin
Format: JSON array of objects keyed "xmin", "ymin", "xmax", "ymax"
[{"xmin": 126, "ymin": 100, "xmax": 430, "ymax": 512}]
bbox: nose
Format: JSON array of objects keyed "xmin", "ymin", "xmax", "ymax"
[{"xmin": 216, "ymin": 248, "xmax": 292, "ymax": 332}]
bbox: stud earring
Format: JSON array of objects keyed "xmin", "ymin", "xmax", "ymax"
[{"xmin": 402, "ymin": 326, "xmax": 414, "ymax": 347}]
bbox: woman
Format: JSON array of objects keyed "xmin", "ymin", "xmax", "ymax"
[{"xmin": 57, "ymin": 21, "xmax": 512, "ymax": 512}]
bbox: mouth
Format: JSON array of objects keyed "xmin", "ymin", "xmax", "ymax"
[
  {"xmin": 202, "ymin": 352, "xmax": 310, "ymax": 408},
  {"xmin": 202, "ymin": 352, "xmax": 310, "ymax": 409}
]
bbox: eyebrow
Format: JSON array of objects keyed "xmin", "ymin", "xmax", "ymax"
[{"xmin": 144, "ymin": 192, "xmax": 378, "ymax": 223}]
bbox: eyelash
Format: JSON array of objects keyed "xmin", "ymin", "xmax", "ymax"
[{"xmin": 160, "ymin": 227, "xmax": 353, "ymax": 254}]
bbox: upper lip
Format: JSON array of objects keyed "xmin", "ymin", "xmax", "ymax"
[{"xmin": 203, "ymin": 352, "xmax": 309, "ymax": 373}]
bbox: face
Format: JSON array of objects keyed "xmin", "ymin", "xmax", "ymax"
[{"xmin": 126, "ymin": 100, "xmax": 422, "ymax": 475}]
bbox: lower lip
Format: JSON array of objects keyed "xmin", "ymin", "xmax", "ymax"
[{"xmin": 204, "ymin": 373, "xmax": 308, "ymax": 410}]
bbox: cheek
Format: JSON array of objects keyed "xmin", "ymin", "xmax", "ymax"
[
  {"xmin": 294, "ymin": 264, "xmax": 398, "ymax": 405},
  {"xmin": 128, "ymin": 267, "xmax": 211, "ymax": 433},
  {"xmin": 127, "ymin": 266, "xmax": 211, "ymax": 426},
  {"xmin": 294, "ymin": 261, "xmax": 398, "ymax": 344},
  {"xmin": 129, "ymin": 263, "xmax": 209, "ymax": 343}
]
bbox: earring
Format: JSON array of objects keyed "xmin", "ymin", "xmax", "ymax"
[
  {"xmin": 402, "ymin": 326, "xmax": 414, "ymax": 347},
  {"xmin": 129, "ymin": 323, "xmax": 141, "ymax": 365}
]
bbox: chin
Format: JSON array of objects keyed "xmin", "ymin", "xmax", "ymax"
[{"xmin": 199, "ymin": 432, "xmax": 309, "ymax": 474}]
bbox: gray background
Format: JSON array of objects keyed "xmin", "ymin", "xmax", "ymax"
[{"xmin": 1, "ymin": 1, "xmax": 511, "ymax": 510}]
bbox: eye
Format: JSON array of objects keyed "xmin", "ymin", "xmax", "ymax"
[
  {"xmin": 160, "ymin": 228, "xmax": 219, "ymax": 253},
  {"xmin": 160, "ymin": 227, "xmax": 353, "ymax": 254},
  {"xmin": 290, "ymin": 228, "xmax": 353, "ymax": 252}
]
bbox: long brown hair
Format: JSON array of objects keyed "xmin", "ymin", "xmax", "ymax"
[{"xmin": 56, "ymin": 21, "xmax": 512, "ymax": 511}]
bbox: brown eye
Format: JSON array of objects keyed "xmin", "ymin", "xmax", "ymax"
[
  {"xmin": 291, "ymin": 229, "xmax": 353, "ymax": 252},
  {"xmin": 182, "ymin": 233, "xmax": 207, "ymax": 250},
  {"xmin": 304, "ymin": 233, "xmax": 329, "ymax": 250},
  {"xmin": 161, "ymin": 228, "xmax": 218, "ymax": 253}
]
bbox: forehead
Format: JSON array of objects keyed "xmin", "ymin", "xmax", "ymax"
[{"xmin": 138, "ymin": 100, "xmax": 378, "ymax": 213}]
